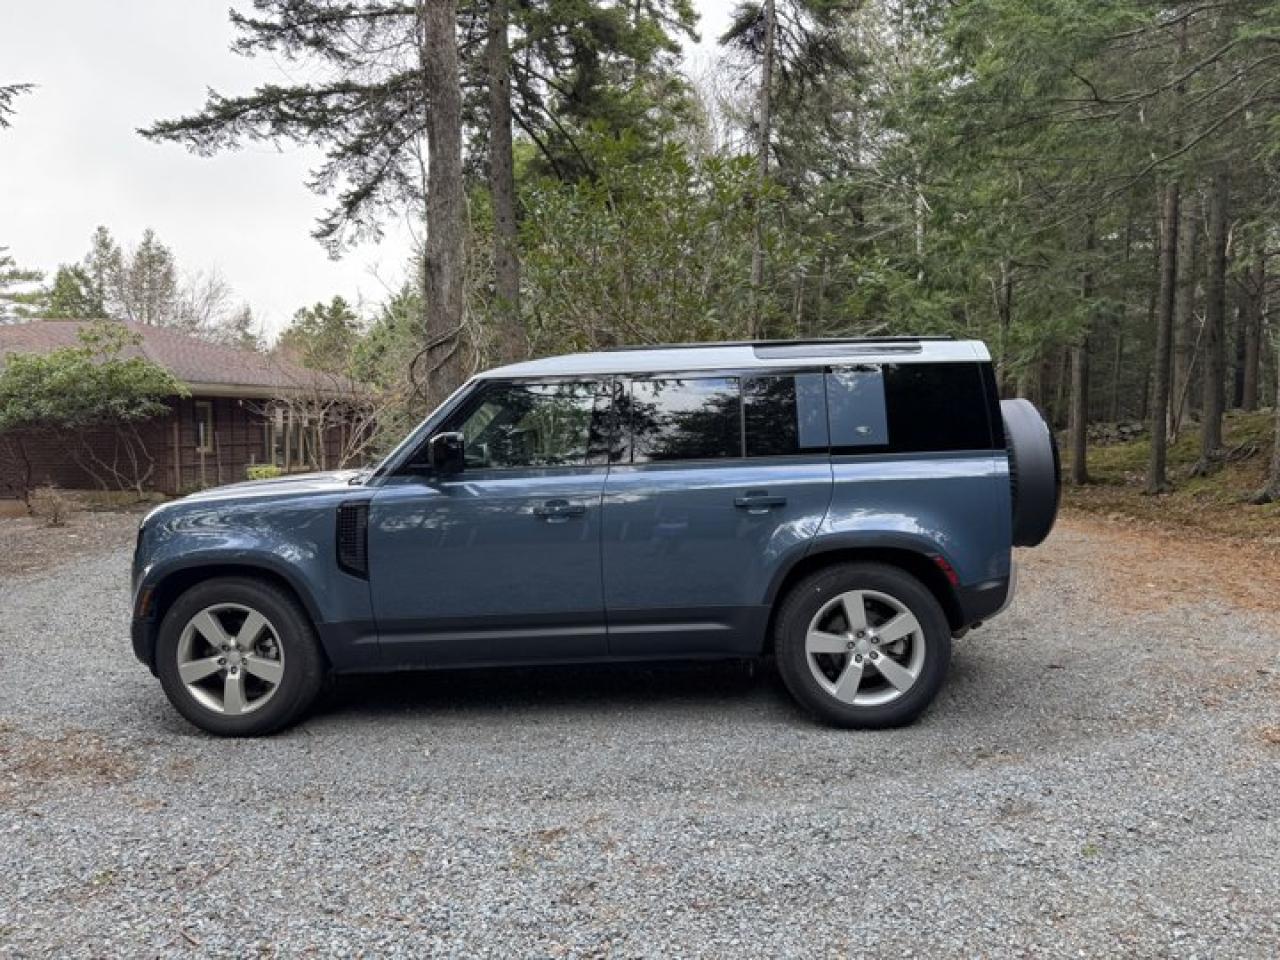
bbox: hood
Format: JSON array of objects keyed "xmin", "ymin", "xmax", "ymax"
[
  {"xmin": 185, "ymin": 469, "xmax": 367, "ymax": 500},
  {"xmin": 141, "ymin": 469, "xmax": 367, "ymax": 526}
]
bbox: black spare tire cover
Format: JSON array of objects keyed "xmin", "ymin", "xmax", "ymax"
[{"xmin": 1001, "ymin": 398, "xmax": 1060, "ymax": 547}]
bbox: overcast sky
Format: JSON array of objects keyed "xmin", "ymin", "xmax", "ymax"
[{"xmin": 0, "ymin": 1, "xmax": 733, "ymax": 338}]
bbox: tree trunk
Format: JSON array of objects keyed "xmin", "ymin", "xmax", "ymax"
[
  {"xmin": 996, "ymin": 260, "xmax": 1013, "ymax": 395},
  {"xmin": 1232, "ymin": 302, "xmax": 1246, "ymax": 409},
  {"xmin": 1196, "ymin": 168, "xmax": 1229, "ymax": 469},
  {"xmin": 1148, "ymin": 183, "xmax": 1180, "ymax": 494},
  {"xmin": 1068, "ymin": 343, "xmax": 1090, "ymax": 484},
  {"xmin": 1242, "ymin": 255, "xmax": 1264, "ymax": 411},
  {"xmin": 1110, "ymin": 324, "xmax": 1123, "ymax": 421},
  {"xmin": 1110, "ymin": 214, "xmax": 1134, "ymax": 422},
  {"xmin": 1251, "ymin": 348, "xmax": 1280, "ymax": 504},
  {"xmin": 748, "ymin": 0, "xmax": 776, "ymax": 338},
  {"xmin": 1047, "ymin": 347, "xmax": 1065, "ymax": 427},
  {"xmin": 1139, "ymin": 210, "xmax": 1160, "ymax": 423},
  {"xmin": 1068, "ymin": 224, "xmax": 1095, "ymax": 485},
  {"xmin": 487, "ymin": 0, "xmax": 522, "ymax": 361},
  {"xmin": 419, "ymin": 0, "xmax": 467, "ymax": 403},
  {"xmin": 1017, "ymin": 361, "xmax": 1039, "ymax": 406},
  {"xmin": 1170, "ymin": 198, "xmax": 1198, "ymax": 438}
]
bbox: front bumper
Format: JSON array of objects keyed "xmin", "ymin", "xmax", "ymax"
[{"xmin": 131, "ymin": 614, "xmax": 159, "ymax": 675}]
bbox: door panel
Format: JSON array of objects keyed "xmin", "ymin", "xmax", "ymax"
[
  {"xmin": 602, "ymin": 459, "xmax": 832, "ymax": 656},
  {"xmin": 369, "ymin": 469, "xmax": 607, "ymax": 666},
  {"xmin": 367, "ymin": 377, "xmax": 614, "ymax": 667},
  {"xmin": 602, "ymin": 370, "xmax": 832, "ymax": 657}
]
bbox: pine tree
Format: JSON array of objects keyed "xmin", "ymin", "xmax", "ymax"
[
  {"xmin": 0, "ymin": 247, "xmax": 42, "ymax": 322},
  {"xmin": 42, "ymin": 265, "xmax": 107, "ymax": 319},
  {"xmin": 0, "ymin": 83, "xmax": 33, "ymax": 128},
  {"xmin": 278, "ymin": 296, "xmax": 363, "ymax": 373},
  {"xmin": 116, "ymin": 229, "xmax": 179, "ymax": 326}
]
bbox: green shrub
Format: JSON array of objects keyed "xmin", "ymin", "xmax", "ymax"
[{"xmin": 246, "ymin": 464, "xmax": 283, "ymax": 481}]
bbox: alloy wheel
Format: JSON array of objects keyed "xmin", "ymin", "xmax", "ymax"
[
  {"xmin": 804, "ymin": 589, "xmax": 926, "ymax": 707},
  {"xmin": 176, "ymin": 603, "xmax": 285, "ymax": 715}
]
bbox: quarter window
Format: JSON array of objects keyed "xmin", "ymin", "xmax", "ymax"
[
  {"xmin": 826, "ymin": 366, "xmax": 889, "ymax": 448},
  {"xmin": 824, "ymin": 362, "xmax": 997, "ymax": 454},
  {"xmin": 629, "ymin": 377, "xmax": 742, "ymax": 462},
  {"xmin": 882, "ymin": 363, "xmax": 993, "ymax": 452}
]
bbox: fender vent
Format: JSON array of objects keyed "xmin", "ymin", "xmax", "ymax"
[{"xmin": 337, "ymin": 501, "xmax": 370, "ymax": 578}]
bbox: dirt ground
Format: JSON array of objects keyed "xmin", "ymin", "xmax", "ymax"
[
  {"xmin": 0, "ymin": 507, "xmax": 146, "ymax": 580},
  {"xmin": 1053, "ymin": 512, "xmax": 1280, "ymax": 615}
]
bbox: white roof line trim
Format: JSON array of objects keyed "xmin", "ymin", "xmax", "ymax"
[{"xmin": 478, "ymin": 340, "xmax": 989, "ymax": 379}]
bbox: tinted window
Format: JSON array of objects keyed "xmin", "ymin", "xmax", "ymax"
[
  {"xmin": 448, "ymin": 380, "xmax": 608, "ymax": 468},
  {"xmin": 826, "ymin": 366, "xmax": 889, "ymax": 447},
  {"xmin": 629, "ymin": 377, "xmax": 742, "ymax": 462},
  {"xmin": 744, "ymin": 373, "xmax": 829, "ymax": 456},
  {"xmin": 883, "ymin": 363, "xmax": 993, "ymax": 452},
  {"xmin": 825, "ymin": 362, "xmax": 995, "ymax": 454}
]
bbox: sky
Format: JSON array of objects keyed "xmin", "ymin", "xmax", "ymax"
[{"xmin": 0, "ymin": 1, "xmax": 734, "ymax": 338}]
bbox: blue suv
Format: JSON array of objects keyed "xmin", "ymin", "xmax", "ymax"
[{"xmin": 131, "ymin": 338, "xmax": 1059, "ymax": 736}]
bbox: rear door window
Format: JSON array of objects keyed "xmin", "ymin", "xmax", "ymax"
[
  {"xmin": 744, "ymin": 373, "xmax": 829, "ymax": 456},
  {"xmin": 628, "ymin": 377, "xmax": 742, "ymax": 462}
]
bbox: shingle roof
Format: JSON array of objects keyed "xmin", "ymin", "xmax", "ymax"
[{"xmin": 0, "ymin": 320, "xmax": 356, "ymax": 398}]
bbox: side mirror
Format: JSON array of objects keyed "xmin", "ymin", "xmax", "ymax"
[{"xmin": 427, "ymin": 431, "xmax": 465, "ymax": 476}]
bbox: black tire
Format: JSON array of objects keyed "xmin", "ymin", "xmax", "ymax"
[
  {"xmin": 774, "ymin": 563, "xmax": 952, "ymax": 729},
  {"xmin": 1001, "ymin": 397, "xmax": 1061, "ymax": 547},
  {"xmin": 156, "ymin": 577, "xmax": 326, "ymax": 737}
]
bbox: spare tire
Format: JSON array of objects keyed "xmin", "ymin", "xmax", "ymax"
[{"xmin": 1001, "ymin": 398, "xmax": 1060, "ymax": 547}]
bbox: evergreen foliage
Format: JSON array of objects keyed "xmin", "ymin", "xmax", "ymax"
[{"xmin": 0, "ymin": 321, "xmax": 185, "ymax": 432}]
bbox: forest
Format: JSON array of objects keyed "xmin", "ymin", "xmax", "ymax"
[{"xmin": 4, "ymin": 0, "xmax": 1280, "ymax": 505}]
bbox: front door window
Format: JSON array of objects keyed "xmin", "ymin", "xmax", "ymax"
[{"xmin": 448, "ymin": 381, "xmax": 612, "ymax": 469}]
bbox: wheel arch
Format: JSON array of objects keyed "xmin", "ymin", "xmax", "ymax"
[
  {"xmin": 763, "ymin": 541, "xmax": 966, "ymax": 652},
  {"xmin": 139, "ymin": 560, "xmax": 324, "ymax": 670}
]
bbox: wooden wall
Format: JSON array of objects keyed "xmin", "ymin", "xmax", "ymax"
[{"xmin": 1, "ymin": 395, "xmax": 350, "ymax": 498}]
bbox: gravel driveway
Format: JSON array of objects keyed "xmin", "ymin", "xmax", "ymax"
[{"xmin": 1, "ymin": 515, "xmax": 1277, "ymax": 958}]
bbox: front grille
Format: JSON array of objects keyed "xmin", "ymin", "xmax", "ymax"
[{"xmin": 336, "ymin": 501, "xmax": 370, "ymax": 578}]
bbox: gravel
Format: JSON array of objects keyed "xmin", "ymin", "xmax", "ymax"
[{"xmin": 1, "ymin": 516, "xmax": 1278, "ymax": 958}]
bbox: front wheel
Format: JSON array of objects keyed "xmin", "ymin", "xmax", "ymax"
[
  {"xmin": 155, "ymin": 577, "xmax": 326, "ymax": 737},
  {"xmin": 774, "ymin": 563, "xmax": 952, "ymax": 729}
]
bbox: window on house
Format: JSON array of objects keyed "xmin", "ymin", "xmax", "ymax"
[
  {"xmin": 194, "ymin": 401, "xmax": 214, "ymax": 454},
  {"xmin": 263, "ymin": 407, "xmax": 325, "ymax": 471}
]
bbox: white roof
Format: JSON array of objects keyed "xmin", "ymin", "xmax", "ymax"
[{"xmin": 479, "ymin": 339, "xmax": 990, "ymax": 379}]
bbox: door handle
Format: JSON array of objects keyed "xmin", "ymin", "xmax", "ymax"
[
  {"xmin": 734, "ymin": 491, "xmax": 787, "ymax": 513},
  {"xmin": 533, "ymin": 499, "xmax": 587, "ymax": 521}
]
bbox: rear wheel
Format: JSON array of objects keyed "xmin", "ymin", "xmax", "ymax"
[
  {"xmin": 156, "ymin": 577, "xmax": 325, "ymax": 737},
  {"xmin": 775, "ymin": 563, "xmax": 951, "ymax": 728}
]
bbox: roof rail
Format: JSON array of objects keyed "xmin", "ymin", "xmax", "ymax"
[{"xmin": 598, "ymin": 336, "xmax": 954, "ymax": 353}]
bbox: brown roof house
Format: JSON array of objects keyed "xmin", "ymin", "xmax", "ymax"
[{"xmin": 0, "ymin": 320, "xmax": 370, "ymax": 498}]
